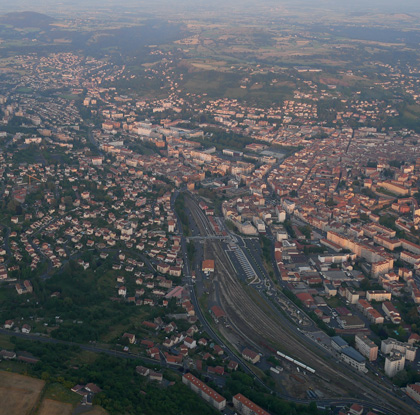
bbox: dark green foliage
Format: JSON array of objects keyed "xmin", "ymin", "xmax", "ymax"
[
  {"xmin": 174, "ymin": 193, "xmax": 191, "ymax": 236},
  {"xmin": 260, "ymin": 235, "xmax": 272, "ymax": 264},
  {"xmin": 284, "ymin": 220, "xmax": 296, "ymax": 238},
  {"xmin": 224, "ymin": 372, "xmax": 318, "ymax": 415},
  {"xmin": 298, "ymin": 225, "xmax": 311, "ymax": 240}
]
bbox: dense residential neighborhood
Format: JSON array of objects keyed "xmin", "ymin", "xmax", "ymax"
[{"xmin": 2, "ymin": 4, "xmax": 420, "ymax": 415}]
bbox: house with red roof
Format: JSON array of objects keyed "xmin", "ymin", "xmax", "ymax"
[{"xmin": 296, "ymin": 292, "xmax": 315, "ymax": 307}]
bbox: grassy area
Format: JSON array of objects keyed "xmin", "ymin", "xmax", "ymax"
[
  {"xmin": 100, "ymin": 323, "xmax": 129, "ymax": 343},
  {"xmin": 43, "ymin": 383, "xmax": 80, "ymax": 406},
  {"xmin": 38, "ymin": 398, "xmax": 73, "ymax": 415},
  {"xmin": 325, "ymin": 296, "xmax": 343, "ymax": 308},
  {"xmin": 59, "ymin": 94, "xmax": 80, "ymax": 101},
  {"xmin": 0, "ymin": 360, "xmax": 29, "ymax": 373},
  {"xmin": 198, "ymin": 292, "xmax": 210, "ymax": 320},
  {"xmin": 15, "ymin": 86, "xmax": 33, "ymax": 93},
  {"xmin": 68, "ymin": 350, "xmax": 97, "ymax": 365},
  {"xmin": 0, "ymin": 334, "xmax": 14, "ymax": 350},
  {"xmin": 174, "ymin": 193, "xmax": 191, "ymax": 236}
]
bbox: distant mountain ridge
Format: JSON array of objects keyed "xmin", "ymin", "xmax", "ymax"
[{"xmin": 0, "ymin": 11, "xmax": 55, "ymax": 28}]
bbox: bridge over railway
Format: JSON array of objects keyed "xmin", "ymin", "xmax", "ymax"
[{"xmin": 186, "ymin": 235, "xmax": 228, "ymax": 241}]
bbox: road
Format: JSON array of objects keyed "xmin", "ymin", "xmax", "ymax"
[
  {"xmin": 0, "ymin": 328, "xmax": 163, "ymax": 367},
  {"xmin": 171, "ymin": 191, "xmax": 267, "ymax": 383},
  {"xmin": 1, "ymin": 326, "xmax": 408, "ymax": 415},
  {"xmin": 176, "ymin": 191, "xmax": 420, "ymax": 415}
]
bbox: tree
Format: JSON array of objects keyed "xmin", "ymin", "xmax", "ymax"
[
  {"xmin": 393, "ymin": 369, "xmax": 409, "ymax": 387},
  {"xmin": 308, "ymin": 401, "xmax": 318, "ymax": 414},
  {"xmin": 7, "ymin": 199, "xmax": 18, "ymax": 213}
]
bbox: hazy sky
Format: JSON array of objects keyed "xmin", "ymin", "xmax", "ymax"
[{"xmin": 0, "ymin": 0, "xmax": 420, "ymax": 15}]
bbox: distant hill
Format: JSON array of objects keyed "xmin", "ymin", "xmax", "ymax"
[{"xmin": 0, "ymin": 11, "xmax": 55, "ymax": 28}]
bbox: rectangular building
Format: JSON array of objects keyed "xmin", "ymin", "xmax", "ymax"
[
  {"xmin": 382, "ymin": 302, "xmax": 401, "ymax": 324},
  {"xmin": 202, "ymin": 259, "xmax": 215, "ymax": 273},
  {"xmin": 341, "ymin": 346, "xmax": 367, "ymax": 372},
  {"xmin": 366, "ymin": 290, "xmax": 392, "ymax": 302},
  {"xmin": 385, "ymin": 352, "xmax": 405, "ymax": 377},
  {"xmin": 381, "ymin": 338, "xmax": 417, "ymax": 361},
  {"xmin": 355, "ymin": 334, "xmax": 378, "ymax": 361},
  {"xmin": 233, "ymin": 393, "xmax": 270, "ymax": 415},
  {"xmin": 182, "ymin": 373, "xmax": 226, "ymax": 410},
  {"xmin": 407, "ymin": 384, "xmax": 420, "ymax": 404},
  {"xmin": 331, "ymin": 336, "xmax": 348, "ymax": 352}
]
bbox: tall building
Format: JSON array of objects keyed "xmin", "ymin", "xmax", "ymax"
[
  {"xmin": 355, "ymin": 334, "xmax": 378, "ymax": 361},
  {"xmin": 381, "ymin": 338, "xmax": 417, "ymax": 361},
  {"xmin": 384, "ymin": 352, "xmax": 405, "ymax": 377}
]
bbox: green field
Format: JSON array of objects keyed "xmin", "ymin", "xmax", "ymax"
[{"xmin": 43, "ymin": 383, "xmax": 81, "ymax": 406}]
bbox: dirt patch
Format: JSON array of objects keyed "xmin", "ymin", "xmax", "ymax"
[
  {"xmin": 0, "ymin": 371, "xmax": 45, "ymax": 415},
  {"xmin": 38, "ymin": 399, "xmax": 72, "ymax": 415}
]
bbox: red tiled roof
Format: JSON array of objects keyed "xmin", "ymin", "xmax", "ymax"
[
  {"xmin": 233, "ymin": 393, "xmax": 270, "ymax": 415},
  {"xmin": 183, "ymin": 373, "xmax": 226, "ymax": 403}
]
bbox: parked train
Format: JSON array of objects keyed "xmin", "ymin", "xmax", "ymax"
[{"xmin": 276, "ymin": 351, "xmax": 316, "ymax": 374}]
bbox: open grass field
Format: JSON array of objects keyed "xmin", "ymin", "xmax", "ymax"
[
  {"xmin": 0, "ymin": 371, "xmax": 45, "ymax": 415},
  {"xmin": 0, "ymin": 333, "xmax": 14, "ymax": 349},
  {"xmin": 38, "ymin": 399, "xmax": 72, "ymax": 415},
  {"xmin": 43, "ymin": 383, "xmax": 81, "ymax": 406}
]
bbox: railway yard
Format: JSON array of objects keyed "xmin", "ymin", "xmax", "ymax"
[{"xmin": 182, "ymin": 192, "xmax": 420, "ymax": 415}]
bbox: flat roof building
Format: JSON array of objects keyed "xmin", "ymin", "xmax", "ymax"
[
  {"xmin": 381, "ymin": 338, "xmax": 417, "ymax": 361},
  {"xmin": 355, "ymin": 334, "xmax": 378, "ymax": 361},
  {"xmin": 341, "ymin": 346, "xmax": 367, "ymax": 372},
  {"xmin": 385, "ymin": 352, "xmax": 405, "ymax": 378},
  {"xmin": 331, "ymin": 336, "xmax": 348, "ymax": 352}
]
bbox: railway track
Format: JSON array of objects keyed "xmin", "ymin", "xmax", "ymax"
[
  {"xmin": 207, "ymin": 238, "xmax": 420, "ymax": 413},
  {"xmin": 183, "ymin": 193, "xmax": 420, "ymax": 414}
]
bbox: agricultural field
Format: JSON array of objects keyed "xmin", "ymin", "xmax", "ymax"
[
  {"xmin": 0, "ymin": 371, "xmax": 107, "ymax": 415},
  {"xmin": 38, "ymin": 399, "xmax": 72, "ymax": 415},
  {"xmin": 0, "ymin": 371, "xmax": 45, "ymax": 415}
]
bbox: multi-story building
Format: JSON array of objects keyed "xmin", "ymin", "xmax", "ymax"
[
  {"xmin": 341, "ymin": 346, "xmax": 367, "ymax": 372},
  {"xmin": 401, "ymin": 239, "xmax": 420, "ymax": 255},
  {"xmin": 331, "ymin": 336, "xmax": 349, "ymax": 352},
  {"xmin": 327, "ymin": 231, "xmax": 393, "ymax": 276},
  {"xmin": 381, "ymin": 338, "xmax": 417, "ymax": 361},
  {"xmin": 366, "ymin": 290, "xmax": 392, "ymax": 302},
  {"xmin": 378, "ymin": 181, "xmax": 409, "ymax": 196},
  {"xmin": 233, "ymin": 393, "xmax": 270, "ymax": 415},
  {"xmin": 407, "ymin": 384, "xmax": 420, "ymax": 404},
  {"xmin": 371, "ymin": 259, "xmax": 394, "ymax": 277},
  {"xmin": 182, "ymin": 373, "xmax": 226, "ymax": 410},
  {"xmin": 357, "ymin": 299, "xmax": 385, "ymax": 324},
  {"xmin": 384, "ymin": 352, "xmax": 405, "ymax": 377},
  {"xmin": 373, "ymin": 234, "xmax": 401, "ymax": 251},
  {"xmin": 400, "ymin": 250, "xmax": 420, "ymax": 266},
  {"xmin": 355, "ymin": 334, "xmax": 378, "ymax": 361},
  {"xmin": 345, "ymin": 287, "xmax": 360, "ymax": 304},
  {"xmin": 382, "ymin": 302, "xmax": 402, "ymax": 324}
]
